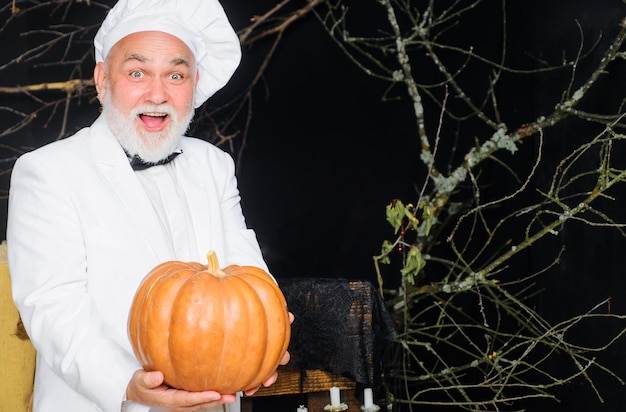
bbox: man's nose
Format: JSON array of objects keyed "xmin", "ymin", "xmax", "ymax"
[{"xmin": 145, "ymin": 78, "xmax": 168, "ymax": 105}]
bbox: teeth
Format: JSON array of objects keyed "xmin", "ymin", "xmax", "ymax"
[{"xmin": 142, "ymin": 112, "xmax": 167, "ymax": 117}]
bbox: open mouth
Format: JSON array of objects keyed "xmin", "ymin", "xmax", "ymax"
[{"xmin": 139, "ymin": 112, "xmax": 169, "ymax": 131}]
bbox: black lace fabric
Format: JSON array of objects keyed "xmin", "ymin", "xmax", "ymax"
[{"xmin": 277, "ymin": 277, "xmax": 397, "ymax": 386}]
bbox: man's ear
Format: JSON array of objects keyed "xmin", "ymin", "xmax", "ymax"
[{"xmin": 93, "ymin": 62, "xmax": 107, "ymax": 103}]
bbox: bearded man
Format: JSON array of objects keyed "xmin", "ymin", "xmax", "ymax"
[{"xmin": 6, "ymin": 1, "xmax": 289, "ymax": 411}]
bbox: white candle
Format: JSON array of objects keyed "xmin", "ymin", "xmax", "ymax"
[
  {"xmin": 364, "ymin": 387, "xmax": 374, "ymax": 408},
  {"xmin": 330, "ymin": 386, "xmax": 341, "ymax": 407},
  {"xmin": 297, "ymin": 406, "xmax": 308, "ymax": 412}
]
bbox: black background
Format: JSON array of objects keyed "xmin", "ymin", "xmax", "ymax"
[{"xmin": 2, "ymin": 0, "xmax": 626, "ymax": 410}]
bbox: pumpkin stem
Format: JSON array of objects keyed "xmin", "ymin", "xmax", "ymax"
[{"xmin": 206, "ymin": 251, "xmax": 227, "ymax": 277}]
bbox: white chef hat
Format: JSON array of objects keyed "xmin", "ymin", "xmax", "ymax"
[{"xmin": 94, "ymin": 0, "xmax": 241, "ymax": 108}]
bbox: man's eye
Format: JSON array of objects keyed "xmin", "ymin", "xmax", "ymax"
[
  {"xmin": 170, "ymin": 73, "xmax": 182, "ymax": 80},
  {"xmin": 130, "ymin": 71, "xmax": 143, "ymax": 78}
]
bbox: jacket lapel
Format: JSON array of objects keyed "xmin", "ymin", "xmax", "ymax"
[
  {"xmin": 172, "ymin": 148, "xmax": 214, "ymax": 259},
  {"xmin": 89, "ymin": 115, "xmax": 172, "ymax": 261}
]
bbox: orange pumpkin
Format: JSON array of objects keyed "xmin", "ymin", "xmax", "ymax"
[{"xmin": 128, "ymin": 251, "xmax": 291, "ymax": 393}]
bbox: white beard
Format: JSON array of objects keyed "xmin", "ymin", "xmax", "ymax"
[{"xmin": 102, "ymin": 92, "xmax": 194, "ymax": 163}]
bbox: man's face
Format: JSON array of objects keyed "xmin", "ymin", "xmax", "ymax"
[{"xmin": 94, "ymin": 31, "xmax": 199, "ymax": 162}]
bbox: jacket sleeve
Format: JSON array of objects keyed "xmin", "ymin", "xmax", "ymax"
[
  {"xmin": 215, "ymin": 150, "xmax": 269, "ymax": 272},
  {"xmin": 183, "ymin": 140, "xmax": 270, "ymax": 274},
  {"xmin": 7, "ymin": 153, "xmax": 140, "ymax": 412}
]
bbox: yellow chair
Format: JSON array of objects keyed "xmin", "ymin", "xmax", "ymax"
[{"xmin": 0, "ymin": 241, "xmax": 36, "ymax": 412}]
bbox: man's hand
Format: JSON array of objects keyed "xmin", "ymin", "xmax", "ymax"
[
  {"xmin": 128, "ymin": 311, "xmax": 295, "ymax": 406},
  {"xmin": 244, "ymin": 311, "xmax": 295, "ymax": 397},
  {"xmin": 126, "ymin": 369, "xmax": 236, "ymax": 412}
]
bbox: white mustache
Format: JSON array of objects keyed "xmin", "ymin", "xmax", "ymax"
[{"xmin": 132, "ymin": 105, "xmax": 177, "ymax": 120}]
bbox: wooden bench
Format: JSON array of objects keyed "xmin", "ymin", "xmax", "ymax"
[{"xmin": 241, "ymin": 366, "xmax": 360, "ymax": 411}]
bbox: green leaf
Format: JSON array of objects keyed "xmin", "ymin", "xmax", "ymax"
[
  {"xmin": 400, "ymin": 246, "xmax": 426, "ymax": 285},
  {"xmin": 386, "ymin": 200, "xmax": 406, "ymax": 234},
  {"xmin": 379, "ymin": 240, "xmax": 394, "ymax": 264},
  {"xmin": 404, "ymin": 208, "xmax": 420, "ymax": 232},
  {"xmin": 420, "ymin": 202, "xmax": 434, "ymax": 236}
]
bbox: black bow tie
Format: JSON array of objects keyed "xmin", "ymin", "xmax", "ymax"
[{"xmin": 127, "ymin": 150, "xmax": 182, "ymax": 171}]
